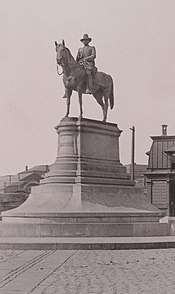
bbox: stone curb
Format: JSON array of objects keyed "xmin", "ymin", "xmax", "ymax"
[{"xmin": 1, "ymin": 237, "xmax": 175, "ymax": 250}]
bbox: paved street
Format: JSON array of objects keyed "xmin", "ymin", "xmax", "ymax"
[{"xmin": 0, "ymin": 249, "xmax": 175, "ymax": 293}]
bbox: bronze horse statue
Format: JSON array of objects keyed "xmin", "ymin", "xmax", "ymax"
[{"xmin": 55, "ymin": 40, "xmax": 114, "ymax": 121}]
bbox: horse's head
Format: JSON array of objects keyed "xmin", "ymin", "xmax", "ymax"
[{"xmin": 55, "ymin": 40, "xmax": 72, "ymax": 67}]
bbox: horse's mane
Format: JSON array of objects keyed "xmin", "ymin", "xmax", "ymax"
[
  {"xmin": 65, "ymin": 47, "xmax": 76, "ymax": 63},
  {"xmin": 65, "ymin": 47, "xmax": 71, "ymax": 55}
]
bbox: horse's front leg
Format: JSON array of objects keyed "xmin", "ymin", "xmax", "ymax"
[
  {"xmin": 78, "ymin": 91, "xmax": 83, "ymax": 119},
  {"xmin": 65, "ymin": 89, "xmax": 72, "ymax": 117},
  {"xmin": 65, "ymin": 97, "xmax": 70, "ymax": 117},
  {"xmin": 103, "ymin": 95, "xmax": 109, "ymax": 122}
]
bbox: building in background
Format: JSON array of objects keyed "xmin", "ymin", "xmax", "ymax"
[
  {"xmin": 145, "ymin": 125, "xmax": 175, "ymax": 215},
  {"xmin": 0, "ymin": 165, "xmax": 49, "ymax": 213},
  {"xmin": 125, "ymin": 163, "xmax": 147, "ymax": 191}
]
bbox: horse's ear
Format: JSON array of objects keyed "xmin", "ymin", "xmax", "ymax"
[
  {"xmin": 62, "ymin": 40, "xmax": 65, "ymax": 47},
  {"xmin": 55, "ymin": 41, "xmax": 58, "ymax": 47}
]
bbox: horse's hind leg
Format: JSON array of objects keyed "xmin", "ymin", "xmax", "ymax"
[
  {"xmin": 78, "ymin": 92, "xmax": 83, "ymax": 119},
  {"xmin": 93, "ymin": 90, "xmax": 105, "ymax": 121}
]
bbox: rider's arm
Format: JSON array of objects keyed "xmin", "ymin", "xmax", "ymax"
[{"xmin": 83, "ymin": 46, "xmax": 96, "ymax": 62}]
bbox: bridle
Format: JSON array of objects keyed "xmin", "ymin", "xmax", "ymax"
[
  {"xmin": 56, "ymin": 45, "xmax": 83, "ymax": 77},
  {"xmin": 56, "ymin": 45, "xmax": 67, "ymax": 76}
]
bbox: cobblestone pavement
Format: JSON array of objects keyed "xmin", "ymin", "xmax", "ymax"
[{"xmin": 1, "ymin": 249, "xmax": 175, "ymax": 293}]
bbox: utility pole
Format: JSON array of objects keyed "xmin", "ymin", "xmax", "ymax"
[{"xmin": 129, "ymin": 126, "xmax": 135, "ymax": 181}]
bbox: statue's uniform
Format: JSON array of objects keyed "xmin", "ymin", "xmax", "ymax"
[
  {"xmin": 76, "ymin": 45, "xmax": 96, "ymax": 65},
  {"xmin": 76, "ymin": 45, "xmax": 96, "ymax": 93}
]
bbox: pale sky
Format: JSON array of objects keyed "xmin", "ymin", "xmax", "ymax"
[{"xmin": 1, "ymin": 0, "xmax": 175, "ymax": 176}]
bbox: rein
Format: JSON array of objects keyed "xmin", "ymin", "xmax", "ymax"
[
  {"xmin": 56, "ymin": 64, "xmax": 64, "ymax": 75},
  {"xmin": 56, "ymin": 61, "xmax": 82, "ymax": 78}
]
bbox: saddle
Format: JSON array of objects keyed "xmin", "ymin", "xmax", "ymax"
[{"xmin": 79, "ymin": 60, "xmax": 97, "ymax": 75}]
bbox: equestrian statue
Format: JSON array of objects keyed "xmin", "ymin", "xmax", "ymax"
[{"xmin": 55, "ymin": 34, "xmax": 114, "ymax": 122}]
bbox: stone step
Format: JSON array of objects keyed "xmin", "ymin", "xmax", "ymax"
[{"xmin": 0, "ymin": 221, "xmax": 168, "ymax": 237}]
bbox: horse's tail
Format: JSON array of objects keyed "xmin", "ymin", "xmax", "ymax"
[{"xmin": 109, "ymin": 76, "xmax": 114, "ymax": 109}]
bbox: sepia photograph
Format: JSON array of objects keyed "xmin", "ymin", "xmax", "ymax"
[{"xmin": 0, "ymin": 0, "xmax": 175, "ymax": 293}]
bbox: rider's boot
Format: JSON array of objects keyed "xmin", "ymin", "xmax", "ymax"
[{"xmin": 85, "ymin": 75, "xmax": 93, "ymax": 94}]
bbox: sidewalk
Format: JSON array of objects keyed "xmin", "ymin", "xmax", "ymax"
[{"xmin": 1, "ymin": 236, "xmax": 175, "ymax": 250}]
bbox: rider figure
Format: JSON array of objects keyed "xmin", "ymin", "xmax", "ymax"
[
  {"xmin": 62, "ymin": 34, "xmax": 96, "ymax": 98},
  {"xmin": 76, "ymin": 34, "xmax": 96, "ymax": 94}
]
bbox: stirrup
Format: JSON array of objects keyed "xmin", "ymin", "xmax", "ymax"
[
  {"xmin": 62, "ymin": 93, "xmax": 67, "ymax": 98},
  {"xmin": 85, "ymin": 89, "xmax": 92, "ymax": 94}
]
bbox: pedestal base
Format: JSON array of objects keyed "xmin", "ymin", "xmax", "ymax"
[{"xmin": 1, "ymin": 118, "xmax": 167, "ymax": 237}]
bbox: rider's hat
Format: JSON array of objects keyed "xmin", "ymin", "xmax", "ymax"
[{"xmin": 80, "ymin": 34, "xmax": 92, "ymax": 43}]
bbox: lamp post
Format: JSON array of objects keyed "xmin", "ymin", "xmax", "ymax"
[{"xmin": 129, "ymin": 126, "xmax": 135, "ymax": 181}]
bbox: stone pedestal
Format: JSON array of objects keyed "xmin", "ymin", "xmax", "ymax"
[{"xmin": 1, "ymin": 117, "xmax": 168, "ymax": 237}]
